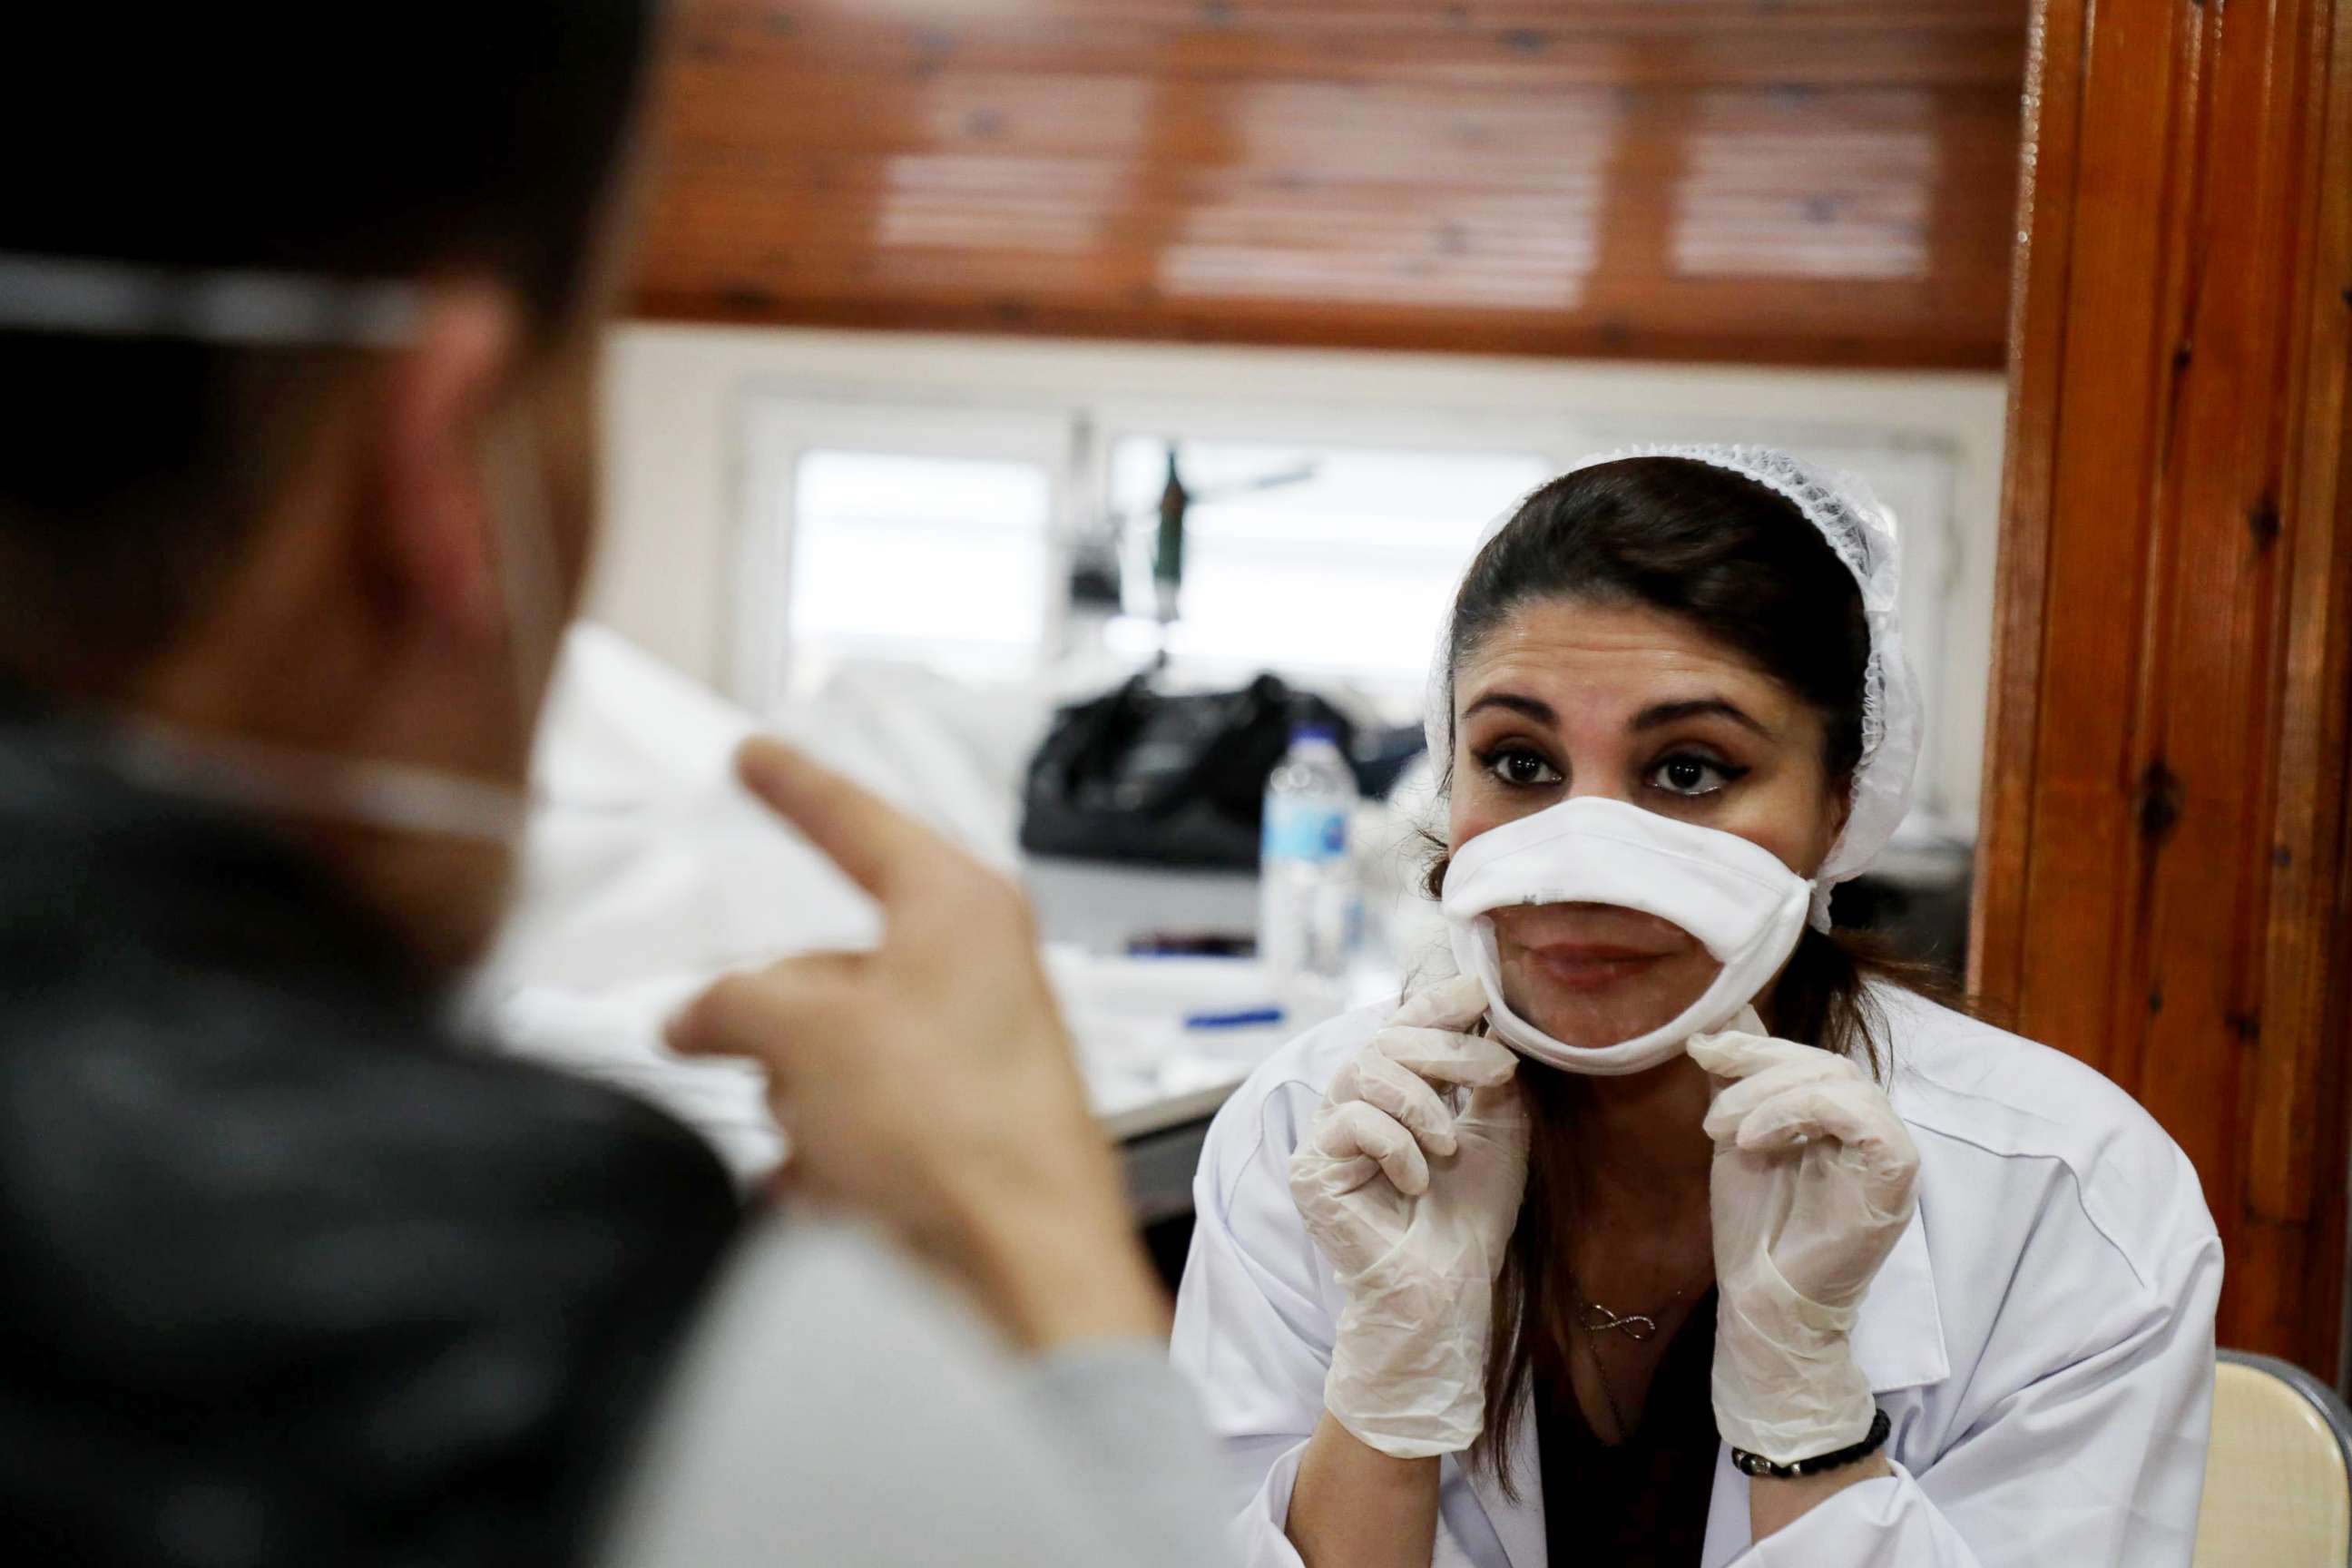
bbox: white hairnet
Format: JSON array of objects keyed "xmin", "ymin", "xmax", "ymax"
[{"xmin": 1423, "ymin": 443, "xmax": 1922, "ymax": 931}]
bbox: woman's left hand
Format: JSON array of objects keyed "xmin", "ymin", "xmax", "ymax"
[{"xmin": 1688, "ymin": 1017, "xmax": 1919, "ymax": 1467}]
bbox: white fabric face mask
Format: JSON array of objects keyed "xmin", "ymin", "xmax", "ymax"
[
  {"xmin": 1441, "ymin": 796, "xmax": 1814, "ymax": 1075},
  {"xmin": 0, "ymin": 251, "xmax": 564, "ymax": 849}
]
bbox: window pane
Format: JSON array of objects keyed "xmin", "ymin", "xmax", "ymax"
[{"xmin": 789, "ymin": 449, "xmax": 1052, "ymax": 693}]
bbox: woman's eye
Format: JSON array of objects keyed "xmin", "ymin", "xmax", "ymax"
[
  {"xmin": 1648, "ymin": 754, "xmax": 1742, "ymax": 798},
  {"xmin": 1483, "ymin": 748, "xmax": 1563, "ymax": 789}
]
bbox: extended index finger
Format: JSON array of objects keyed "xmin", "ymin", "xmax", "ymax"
[{"xmin": 736, "ymin": 736, "xmax": 959, "ymax": 907}]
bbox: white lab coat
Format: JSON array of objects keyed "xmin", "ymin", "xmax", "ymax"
[{"xmin": 1171, "ymin": 983, "xmax": 2222, "ymax": 1566}]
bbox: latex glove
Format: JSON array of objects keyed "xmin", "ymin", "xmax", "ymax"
[
  {"xmin": 1688, "ymin": 1015, "xmax": 1919, "ymax": 1465},
  {"xmin": 1288, "ymin": 975, "xmax": 1530, "ymax": 1458}
]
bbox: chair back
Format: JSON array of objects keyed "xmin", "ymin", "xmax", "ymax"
[{"xmin": 2193, "ymin": 1350, "xmax": 2352, "ymax": 1568}]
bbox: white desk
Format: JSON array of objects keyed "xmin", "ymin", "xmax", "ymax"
[
  {"xmin": 494, "ymin": 857, "xmax": 1390, "ymax": 1223},
  {"xmin": 490, "ymin": 947, "xmax": 1317, "ymax": 1216}
]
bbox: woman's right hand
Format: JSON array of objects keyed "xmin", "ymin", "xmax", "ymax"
[{"xmin": 1287, "ymin": 974, "xmax": 1530, "ymax": 1458}]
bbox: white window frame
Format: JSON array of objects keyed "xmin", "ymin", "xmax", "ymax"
[
  {"xmin": 729, "ymin": 386, "xmax": 1962, "ymax": 819},
  {"xmin": 731, "ymin": 391, "xmax": 1079, "ymax": 714},
  {"xmin": 1081, "ymin": 399, "xmax": 1569, "ymax": 702}
]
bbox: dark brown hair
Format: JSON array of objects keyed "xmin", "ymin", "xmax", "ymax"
[{"xmin": 1428, "ymin": 456, "xmax": 1925, "ymax": 1490}]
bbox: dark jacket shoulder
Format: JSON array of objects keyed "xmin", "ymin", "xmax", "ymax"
[{"xmin": 0, "ymin": 702, "xmax": 740, "ymax": 1566}]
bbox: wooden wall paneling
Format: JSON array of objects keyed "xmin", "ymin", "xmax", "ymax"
[
  {"xmin": 633, "ymin": 1, "xmax": 2031, "ymax": 368},
  {"xmin": 2007, "ymin": 0, "xmax": 2189, "ymax": 1083},
  {"xmin": 2134, "ymin": 0, "xmax": 2283, "ymax": 1280},
  {"xmin": 1968, "ymin": 0, "xmax": 2079, "ymax": 1010},
  {"xmin": 2243, "ymin": 1, "xmax": 2352, "ymax": 1361},
  {"xmin": 1975, "ymin": 0, "xmax": 2352, "ymax": 1373},
  {"xmin": 698, "ymin": 2, "xmax": 2033, "ymax": 90}
]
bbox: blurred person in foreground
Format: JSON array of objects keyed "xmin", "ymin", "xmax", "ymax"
[{"xmin": 0, "ymin": 8, "xmax": 1223, "ymax": 1565}]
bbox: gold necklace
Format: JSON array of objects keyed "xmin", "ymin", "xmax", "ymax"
[
  {"xmin": 1575, "ymin": 1324, "xmax": 1636, "ymax": 1443},
  {"xmin": 1566, "ymin": 1269, "xmax": 1710, "ymax": 1444}
]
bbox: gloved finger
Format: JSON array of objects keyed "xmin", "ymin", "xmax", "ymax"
[
  {"xmin": 1333, "ymin": 1049, "xmax": 1459, "ymax": 1156},
  {"xmin": 1733, "ymin": 1075, "xmax": 1896, "ymax": 1152},
  {"xmin": 1685, "ymin": 1022, "xmax": 1816, "ymax": 1082},
  {"xmin": 1458, "ymin": 1079, "xmax": 1532, "ymax": 1155},
  {"xmin": 1389, "ymin": 973, "xmax": 1490, "ymax": 1032},
  {"xmin": 1286, "ymin": 1150, "xmax": 1396, "ymax": 1268},
  {"xmin": 1738, "ymin": 1079, "xmax": 1917, "ymax": 1188},
  {"xmin": 1373, "ymin": 1024, "xmax": 1519, "ymax": 1089},
  {"xmin": 1312, "ymin": 1100, "xmax": 1431, "ymax": 1196},
  {"xmin": 1289, "ymin": 1145, "xmax": 1383, "ymax": 1204},
  {"xmin": 1700, "ymin": 1052, "xmax": 1857, "ymax": 1142}
]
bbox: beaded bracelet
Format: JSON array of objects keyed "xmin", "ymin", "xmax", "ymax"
[{"xmin": 1731, "ymin": 1408, "xmax": 1893, "ymax": 1479}]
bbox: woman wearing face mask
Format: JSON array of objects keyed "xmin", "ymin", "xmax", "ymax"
[{"xmin": 1170, "ymin": 449, "xmax": 2221, "ymax": 1567}]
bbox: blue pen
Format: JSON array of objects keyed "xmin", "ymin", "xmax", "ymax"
[{"xmin": 1183, "ymin": 1006, "xmax": 1286, "ymax": 1031}]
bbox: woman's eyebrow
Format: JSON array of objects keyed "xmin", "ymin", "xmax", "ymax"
[
  {"xmin": 1629, "ymin": 698, "xmax": 1773, "ymax": 738},
  {"xmin": 1462, "ymin": 691, "xmax": 1555, "ymax": 726}
]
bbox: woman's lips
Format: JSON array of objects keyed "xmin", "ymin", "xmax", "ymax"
[{"xmin": 1529, "ymin": 943, "xmax": 1668, "ymax": 993}]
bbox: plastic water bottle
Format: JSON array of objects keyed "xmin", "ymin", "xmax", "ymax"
[{"xmin": 1259, "ymin": 723, "xmax": 1362, "ymax": 1020}]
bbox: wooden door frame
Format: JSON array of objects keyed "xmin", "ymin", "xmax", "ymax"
[{"xmin": 1972, "ymin": 0, "xmax": 2352, "ymax": 1377}]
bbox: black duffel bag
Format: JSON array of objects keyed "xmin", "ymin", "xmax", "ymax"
[{"xmin": 1018, "ymin": 673, "xmax": 1357, "ymax": 869}]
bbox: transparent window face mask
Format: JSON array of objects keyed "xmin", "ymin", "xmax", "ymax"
[
  {"xmin": 1441, "ymin": 795, "xmax": 1815, "ymax": 1075},
  {"xmin": 1485, "ymin": 901, "xmax": 1725, "ymax": 1052}
]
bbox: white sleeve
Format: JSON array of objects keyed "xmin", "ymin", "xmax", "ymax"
[
  {"xmin": 1735, "ymin": 1227, "xmax": 2222, "ymax": 1566},
  {"xmin": 1170, "ymin": 1077, "xmax": 1340, "ymax": 1568},
  {"xmin": 595, "ymin": 1213, "xmax": 1233, "ymax": 1568}
]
